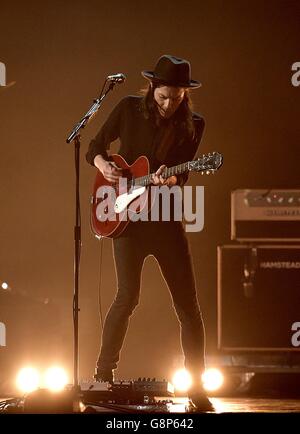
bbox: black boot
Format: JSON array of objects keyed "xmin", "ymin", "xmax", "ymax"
[
  {"xmin": 94, "ymin": 368, "xmax": 114, "ymax": 384},
  {"xmin": 187, "ymin": 387, "xmax": 215, "ymax": 412}
]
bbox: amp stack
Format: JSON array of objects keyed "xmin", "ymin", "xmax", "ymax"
[{"xmin": 217, "ymin": 189, "xmax": 300, "ymax": 353}]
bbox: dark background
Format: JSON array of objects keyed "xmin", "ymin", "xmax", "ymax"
[{"xmin": 0, "ymin": 0, "xmax": 299, "ymax": 382}]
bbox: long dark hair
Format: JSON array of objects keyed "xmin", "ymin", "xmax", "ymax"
[{"xmin": 139, "ymin": 82, "xmax": 195, "ymax": 141}]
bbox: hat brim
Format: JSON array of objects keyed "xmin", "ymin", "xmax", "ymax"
[{"xmin": 141, "ymin": 71, "xmax": 201, "ymax": 88}]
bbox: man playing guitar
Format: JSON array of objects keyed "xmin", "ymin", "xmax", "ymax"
[{"xmin": 86, "ymin": 54, "xmax": 214, "ymax": 412}]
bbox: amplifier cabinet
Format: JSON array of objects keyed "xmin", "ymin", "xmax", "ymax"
[
  {"xmin": 217, "ymin": 245, "xmax": 300, "ymax": 351},
  {"xmin": 231, "ymin": 189, "xmax": 300, "ymax": 242}
]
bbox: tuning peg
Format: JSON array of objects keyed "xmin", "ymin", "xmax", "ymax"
[
  {"xmin": 201, "ymin": 171, "xmax": 204, "ymax": 175},
  {"xmin": 206, "ymin": 170, "xmax": 211, "ymax": 175}
]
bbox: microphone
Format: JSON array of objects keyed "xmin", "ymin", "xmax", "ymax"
[{"xmin": 107, "ymin": 73, "xmax": 126, "ymax": 83}]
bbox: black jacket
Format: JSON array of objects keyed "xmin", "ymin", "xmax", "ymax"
[{"xmin": 86, "ymin": 95, "xmax": 205, "ymax": 187}]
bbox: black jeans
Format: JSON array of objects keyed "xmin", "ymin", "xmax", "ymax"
[{"xmin": 97, "ymin": 220, "xmax": 206, "ymax": 378}]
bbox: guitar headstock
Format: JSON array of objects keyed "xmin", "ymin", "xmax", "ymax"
[{"xmin": 189, "ymin": 152, "xmax": 223, "ymax": 175}]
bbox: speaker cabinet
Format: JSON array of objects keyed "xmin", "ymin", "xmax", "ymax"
[{"xmin": 217, "ymin": 245, "xmax": 300, "ymax": 351}]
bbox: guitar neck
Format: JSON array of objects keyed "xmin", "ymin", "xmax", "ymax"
[{"xmin": 134, "ymin": 162, "xmax": 190, "ymax": 187}]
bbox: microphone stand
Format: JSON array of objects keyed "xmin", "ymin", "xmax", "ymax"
[{"xmin": 66, "ymin": 80, "xmax": 117, "ymax": 404}]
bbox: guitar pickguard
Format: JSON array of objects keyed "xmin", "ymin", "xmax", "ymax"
[{"xmin": 114, "ymin": 186, "xmax": 146, "ymax": 213}]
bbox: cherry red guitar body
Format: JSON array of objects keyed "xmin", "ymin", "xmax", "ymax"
[
  {"xmin": 90, "ymin": 151, "xmax": 223, "ymax": 238},
  {"xmin": 90, "ymin": 154, "xmax": 151, "ymax": 238}
]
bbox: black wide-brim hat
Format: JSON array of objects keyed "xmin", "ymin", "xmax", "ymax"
[{"xmin": 142, "ymin": 54, "xmax": 201, "ymax": 89}]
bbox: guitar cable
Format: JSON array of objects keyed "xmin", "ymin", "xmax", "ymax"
[
  {"xmin": 93, "ymin": 77, "xmax": 107, "ymax": 333},
  {"xmin": 94, "ymin": 76, "xmax": 118, "ymax": 332}
]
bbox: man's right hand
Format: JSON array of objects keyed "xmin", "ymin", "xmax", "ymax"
[{"xmin": 94, "ymin": 155, "xmax": 122, "ymax": 183}]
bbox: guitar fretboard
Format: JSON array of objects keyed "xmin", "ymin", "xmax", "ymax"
[{"xmin": 131, "ymin": 161, "xmax": 190, "ymax": 187}]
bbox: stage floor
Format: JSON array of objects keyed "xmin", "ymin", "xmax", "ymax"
[
  {"xmin": 82, "ymin": 396, "xmax": 300, "ymax": 413},
  {"xmin": 207, "ymin": 397, "xmax": 300, "ymax": 413},
  {"xmin": 1, "ymin": 396, "xmax": 300, "ymax": 413}
]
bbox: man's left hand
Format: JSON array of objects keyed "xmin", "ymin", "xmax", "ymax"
[{"xmin": 151, "ymin": 165, "xmax": 177, "ymax": 186}]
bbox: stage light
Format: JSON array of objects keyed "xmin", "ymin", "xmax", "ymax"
[
  {"xmin": 202, "ymin": 368, "xmax": 224, "ymax": 392},
  {"xmin": 172, "ymin": 369, "xmax": 192, "ymax": 392},
  {"xmin": 44, "ymin": 367, "xmax": 68, "ymax": 392},
  {"xmin": 16, "ymin": 367, "xmax": 40, "ymax": 393}
]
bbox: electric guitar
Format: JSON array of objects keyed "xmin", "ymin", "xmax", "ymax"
[{"xmin": 90, "ymin": 152, "xmax": 223, "ymax": 238}]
